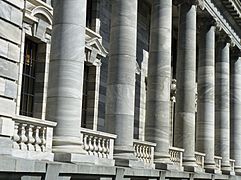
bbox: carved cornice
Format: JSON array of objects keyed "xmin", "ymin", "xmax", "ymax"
[
  {"xmin": 204, "ymin": 0, "xmax": 241, "ymax": 50},
  {"xmin": 221, "ymin": 0, "xmax": 241, "ymax": 27}
]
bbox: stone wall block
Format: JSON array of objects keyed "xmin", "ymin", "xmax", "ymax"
[
  {"xmin": 0, "ymin": 117, "xmax": 14, "ymax": 136},
  {"xmin": 0, "ymin": 58, "xmax": 18, "ymax": 80},
  {"xmin": 0, "ymin": 19, "xmax": 21, "ymax": 44},
  {"xmin": 0, "ymin": 1, "xmax": 23, "ymax": 27}
]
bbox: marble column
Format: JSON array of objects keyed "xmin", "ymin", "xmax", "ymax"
[
  {"xmin": 105, "ymin": 0, "xmax": 138, "ymax": 163},
  {"xmin": 196, "ymin": 19, "xmax": 216, "ymax": 170},
  {"xmin": 46, "ymin": 0, "xmax": 86, "ymax": 154},
  {"xmin": 215, "ymin": 36, "xmax": 231, "ymax": 171},
  {"xmin": 174, "ymin": 2, "xmax": 197, "ymax": 168},
  {"xmin": 145, "ymin": 0, "xmax": 172, "ymax": 164},
  {"xmin": 230, "ymin": 49, "xmax": 241, "ymax": 174}
]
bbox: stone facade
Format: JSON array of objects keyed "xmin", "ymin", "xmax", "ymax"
[{"xmin": 0, "ymin": 0, "xmax": 241, "ymax": 179}]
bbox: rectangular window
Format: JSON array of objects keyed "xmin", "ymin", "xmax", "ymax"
[{"xmin": 20, "ymin": 39, "xmax": 38, "ymax": 117}]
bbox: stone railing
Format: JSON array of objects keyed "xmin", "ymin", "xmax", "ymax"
[
  {"xmin": 169, "ymin": 146, "xmax": 184, "ymax": 169},
  {"xmin": 214, "ymin": 156, "xmax": 222, "ymax": 171},
  {"xmin": 133, "ymin": 139, "xmax": 156, "ymax": 165},
  {"xmin": 230, "ymin": 159, "xmax": 235, "ymax": 173},
  {"xmin": 81, "ymin": 128, "xmax": 117, "ymax": 159},
  {"xmin": 195, "ymin": 152, "xmax": 205, "ymax": 169},
  {"xmin": 12, "ymin": 116, "xmax": 56, "ymax": 160}
]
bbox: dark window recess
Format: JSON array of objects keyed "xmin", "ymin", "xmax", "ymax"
[
  {"xmin": 81, "ymin": 65, "xmax": 89, "ymax": 127},
  {"xmin": 86, "ymin": 0, "xmax": 92, "ymax": 28},
  {"xmin": 20, "ymin": 39, "xmax": 38, "ymax": 117}
]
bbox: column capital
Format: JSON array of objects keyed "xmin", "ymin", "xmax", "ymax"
[
  {"xmin": 174, "ymin": 0, "xmax": 205, "ymax": 10},
  {"xmin": 216, "ymin": 32, "xmax": 234, "ymax": 47},
  {"xmin": 231, "ymin": 48, "xmax": 241, "ymax": 58},
  {"xmin": 198, "ymin": 17, "xmax": 217, "ymax": 30}
]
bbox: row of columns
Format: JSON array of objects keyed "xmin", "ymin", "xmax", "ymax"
[{"xmin": 47, "ymin": 0, "xmax": 241, "ymax": 173}]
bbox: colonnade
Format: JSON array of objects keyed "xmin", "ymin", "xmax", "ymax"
[{"xmin": 47, "ymin": 0, "xmax": 241, "ymax": 173}]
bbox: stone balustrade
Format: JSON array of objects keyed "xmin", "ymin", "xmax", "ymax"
[
  {"xmin": 169, "ymin": 146, "xmax": 184, "ymax": 169},
  {"xmin": 215, "ymin": 156, "xmax": 222, "ymax": 172},
  {"xmin": 133, "ymin": 139, "xmax": 156, "ymax": 166},
  {"xmin": 11, "ymin": 116, "xmax": 56, "ymax": 160},
  {"xmin": 195, "ymin": 152, "xmax": 205, "ymax": 169},
  {"xmin": 81, "ymin": 128, "xmax": 116, "ymax": 159}
]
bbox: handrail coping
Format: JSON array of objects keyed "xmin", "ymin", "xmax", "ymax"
[
  {"xmin": 133, "ymin": 139, "xmax": 156, "ymax": 147},
  {"xmin": 169, "ymin": 146, "xmax": 184, "ymax": 152},
  {"xmin": 80, "ymin": 128, "xmax": 117, "ymax": 139},
  {"xmin": 13, "ymin": 115, "xmax": 57, "ymax": 127},
  {"xmin": 214, "ymin": 156, "xmax": 222, "ymax": 160},
  {"xmin": 195, "ymin": 151, "xmax": 206, "ymax": 157}
]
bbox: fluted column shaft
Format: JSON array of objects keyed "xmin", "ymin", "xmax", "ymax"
[
  {"xmin": 215, "ymin": 39, "xmax": 231, "ymax": 171},
  {"xmin": 105, "ymin": 0, "xmax": 137, "ymax": 156},
  {"xmin": 46, "ymin": 0, "xmax": 86, "ymax": 153},
  {"xmin": 230, "ymin": 52, "xmax": 241, "ymax": 173},
  {"xmin": 196, "ymin": 23, "xmax": 216, "ymax": 169},
  {"xmin": 145, "ymin": 0, "xmax": 172, "ymax": 163},
  {"xmin": 174, "ymin": 2, "xmax": 197, "ymax": 167}
]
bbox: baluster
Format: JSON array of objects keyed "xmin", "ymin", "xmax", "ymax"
[
  {"xmin": 102, "ymin": 139, "xmax": 107, "ymax": 158},
  {"xmin": 147, "ymin": 146, "xmax": 151, "ymax": 163},
  {"xmin": 135, "ymin": 144, "xmax": 140, "ymax": 160},
  {"xmin": 19, "ymin": 123, "xmax": 28, "ymax": 150},
  {"xmin": 26, "ymin": 125, "xmax": 35, "ymax": 151},
  {"xmin": 39, "ymin": 127, "xmax": 46, "ymax": 152},
  {"xmin": 169, "ymin": 150, "xmax": 172, "ymax": 161},
  {"xmin": 12, "ymin": 122, "xmax": 20, "ymax": 149},
  {"xmin": 33, "ymin": 126, "xmax": 41, "ymax": 152},
  {"xmin": 88, "ymin": 135, "xmax": 94, "ymax": 155},
  {"xmin": 145, "ymin": 146, "xmax": 148, "ymax": 163},
  {"xmin": 176, "ymin": 151, "xmax": 179, "ymax": 164},
  {"xmin": 83, "ymin": 134, "xmax": 89, "ymax": 153},
  {"xmin": 97, "ymin": 137, "xmax": 103, "ymax": 158},
  {"xmin": 173, "ymin": 151, "xmax": 176, "ymax": 163},
  {"xmin": 133, "ymin": 143, "xmax": 137, "ymax": 157},
  {"xmin": 93, "ymin": 137, "xmax": 98, "ymax": 156},
  {"xmin": 106, "ymin": 139, "xmax": 110, "ymax": 158},
  {"xmin": 143, "ymin": 146, "xmax": 147, "ymax": 163},
  {"xmin": 140, "ymin": 145, "xmax": 144, "ymax": 162}
]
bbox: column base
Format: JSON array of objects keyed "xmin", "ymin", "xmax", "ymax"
[
  {"xmin": 221, "ymin": 164, "xmax": 232, "ymax": 175},
  {"xmin": 154, "ymin": 152, "xmax": 172, "ymax": 164},
  {"xmin": 114, "ymin": 145, "xmax": 144, "ymax": 168},
  {"xmin": 52, "ymin": 136, "xmax": 87, "ymax": 154},
  {"xmin": 154, "ymin": 152, "xmax": 173, "ymax": 170},
  {"xmin": 235, "ymin": 166, "xmax": 241, "ymax": 175},
  {"xmin": 183, "ymin": 158, "xmax": 198, "ymax": 172},
  {"xmin": 204, "ymin": 162, "xmax": 217, "ymax": 173}
]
